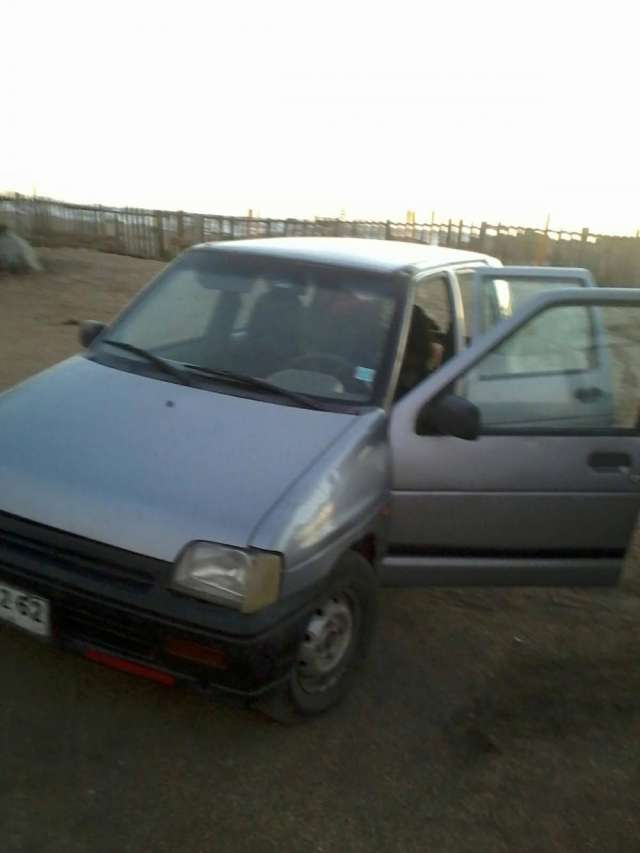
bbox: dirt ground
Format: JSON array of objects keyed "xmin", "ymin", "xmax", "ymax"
[{"xmin": 1, "ymin": 248, "xmax": 640, "ymax": 853}]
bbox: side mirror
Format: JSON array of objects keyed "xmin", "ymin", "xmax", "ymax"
[
  {"xmin": 416, "ymin": 394, "xmax": 481, "ymax": 441},
  {"xmin": 79, "ymin": 321, "xmax": 106, "ymax": 348}
]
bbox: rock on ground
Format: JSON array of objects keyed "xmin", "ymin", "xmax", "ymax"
[{"xmin": 0, "ymin": 226, "xmax": 43, "ymax": 273}]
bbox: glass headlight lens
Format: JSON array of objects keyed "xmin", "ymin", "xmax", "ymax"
[{"xmin": 172, "ymin": 542, "xmax": 282, "ymax": 613}]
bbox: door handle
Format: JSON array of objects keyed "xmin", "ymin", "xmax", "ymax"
[
  {"xmin": 588, "ymin": 451, "xmax": 635, "ymax": 476},
  {"xmin": 574, "ymin": 386, "xmax": 604, "ymax": 403}
]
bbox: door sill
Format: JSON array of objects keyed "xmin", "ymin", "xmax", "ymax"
[{"xmin": 380, "ymin": 554, "xmax": 622, "ymax": 587}]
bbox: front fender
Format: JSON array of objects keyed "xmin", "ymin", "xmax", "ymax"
[{"xmin": 250, "ymin": 409, "xmax": 390, "ymax": 597}]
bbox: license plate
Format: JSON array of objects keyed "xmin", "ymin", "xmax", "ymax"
[{"xmin": 0, "ymin": 582, "xmax": 50, "ymax": 637}]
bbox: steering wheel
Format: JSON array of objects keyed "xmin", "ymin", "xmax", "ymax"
[{"xmin": 286, "ymin": 352, "xmax": 354, "ymax": 385}]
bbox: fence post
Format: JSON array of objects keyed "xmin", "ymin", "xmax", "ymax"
[
  {"xmin": 479, "ymin": 221, "xmax": 487, "ymax": 252},
  {"xmin": 155, "ymin": 211, "xmax": 165, "ymax": 258},
  {"xmin": 579, "ymin": 227, "xmax": 590, "ymax": 263},
  {"xmin": 114, "ymin": 209, "xmax": 122, "ymax": 252},
  {"xmin": 457, "ymin": 219, "xmax": 464, "ymax": 247},
  {"xmin": 130, "ymin": 209, "xmax": 138, "ymax": 255},
  {"xmin": 385, "ymin": 220, "xmax": 392, "ymax": 241},
  {"xmin": 534, "ymin": 222, "xmax": 548, "ymax": 265},
  {"xmin": 135, "ymin": 210, "xmax": 143, "ymax": 256},
  {"xmin": 176, "ymin": 210, "xmax": 184, "ymax": 248},
  {"xmin": 122, "ymin": 208, "xmax": 129, "ymax": 255},
  {"xmin": 446, "ymin": 219, "xmax": 452, "ymax": 246}
]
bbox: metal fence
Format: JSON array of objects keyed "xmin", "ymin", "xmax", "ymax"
[{"xmin": 2, "ymin": 195, "xmax": 639, "ymax": 284}]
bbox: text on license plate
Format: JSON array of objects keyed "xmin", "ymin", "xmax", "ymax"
[{"xmin": 0, "ymin": 582, "xmax": 50, "ymax": 637}]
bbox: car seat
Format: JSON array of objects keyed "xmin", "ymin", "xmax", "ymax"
[{"xmin": 242, "ymin": 286, "xmax": 303, "ymax": 376}]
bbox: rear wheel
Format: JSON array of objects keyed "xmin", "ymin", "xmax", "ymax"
[{"xmin": 257, "ymin": 551, "xmax": 378, "ymax": 724}]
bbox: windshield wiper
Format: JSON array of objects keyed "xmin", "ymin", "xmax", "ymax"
[
  {"xmin": 180, "ymin": 363, "xmax": 327, "ymax": 411},
  {"xmin": 100, "ymin": 340, "xmax": 194, "ymax": 388}
]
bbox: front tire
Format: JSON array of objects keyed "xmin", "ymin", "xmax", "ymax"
[{"xmin": 257, "ymin": 551, "xmax": 378, "ymax": 724}]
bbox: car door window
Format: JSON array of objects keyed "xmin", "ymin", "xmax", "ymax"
[
  {"xmin": 454, "ymin": 270, "xmax": 476, "ymax": 343},
  {"xmin": 458, "ymin": 268, "xmax": 593, "ymax": 344},
  {"xmin": 395, "ymin": 275, "xmax": 454, "ymax": 400},
  {"xmin": 414, "ymin": 275, "xmax": 452, "ymax": 341},
  {"xmin": 457, "ymin": 268, "xmax": 521, "ymax": 343},
  {"xmin": 462, "ymin": 304, "xmax": 638, "ymax": 432}
]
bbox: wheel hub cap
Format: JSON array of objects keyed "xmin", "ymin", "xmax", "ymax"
[{"xmin": 297, "ymin": 595, "xmax": 354, "ymax": 689}]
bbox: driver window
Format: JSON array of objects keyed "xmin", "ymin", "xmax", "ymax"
[{"xmin": 395, "ymin": 275, "xmax": 454, "ymax": 400}]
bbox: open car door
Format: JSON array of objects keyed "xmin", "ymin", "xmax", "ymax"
[{"xmin": 386, "ymin": 281, "xmax": 640, "ymax": 587}]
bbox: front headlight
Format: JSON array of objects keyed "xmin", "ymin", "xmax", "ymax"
[{"xmin": 171, "ymin": 542, "xmax": 282, "ymax": 613}]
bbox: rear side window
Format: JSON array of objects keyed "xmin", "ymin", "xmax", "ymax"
[{"xmin": 456, "ymin": 271, "xmax": 593, "ymax": 354}]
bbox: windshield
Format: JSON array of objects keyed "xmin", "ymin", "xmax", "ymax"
[{"xmin": 94, "ymin": 249, "xmax": 402, "ymax": 405}]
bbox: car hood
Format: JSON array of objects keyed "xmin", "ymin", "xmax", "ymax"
[{"xmin": 0, "ymin": 357, "xmax": 355, "ymax": 561}]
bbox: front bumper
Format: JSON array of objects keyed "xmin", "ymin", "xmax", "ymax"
[{"xmin": 0, "ymin": 512, "xmax": 313, "ymax": 698}]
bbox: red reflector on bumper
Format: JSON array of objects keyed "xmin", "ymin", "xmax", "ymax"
[
  {"xmin": 163, "ymin": 636, "xmax": 228, "ymax": 669},
  {"xmin": 84, "ymin": 648, "xmax": 176, "ymax": 686}
]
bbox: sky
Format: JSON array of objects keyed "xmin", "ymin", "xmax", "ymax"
[{"xmin": 2, "ymin": 0, "xmax": 638, "ymax": 234}]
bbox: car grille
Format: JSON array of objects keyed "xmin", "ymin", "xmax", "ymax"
[
  {"xmin": 55, "ymin": 599, "xmax": 159, "ymax": 660},
  {"xmin": 0, "ymin": 512, "xmax": 165, "ymax": 591}
]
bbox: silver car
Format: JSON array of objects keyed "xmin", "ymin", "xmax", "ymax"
[{"xmin": 1, "ymin": 238, "xmax": 639, "ymax": 722}]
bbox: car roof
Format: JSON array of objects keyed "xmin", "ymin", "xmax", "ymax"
[{"xmin": 193, "ymin": 237, "xmax": 499, "ymax": 275}]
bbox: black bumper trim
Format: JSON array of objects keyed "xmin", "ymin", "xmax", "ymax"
[{"xmin": 0, "ymin": 563, "xmax": 312, "ymax": 696}]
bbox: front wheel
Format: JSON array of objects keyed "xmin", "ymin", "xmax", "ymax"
[{"xmin": 256, "ymin": 551, "xmax": 378, "ymax": 724}]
